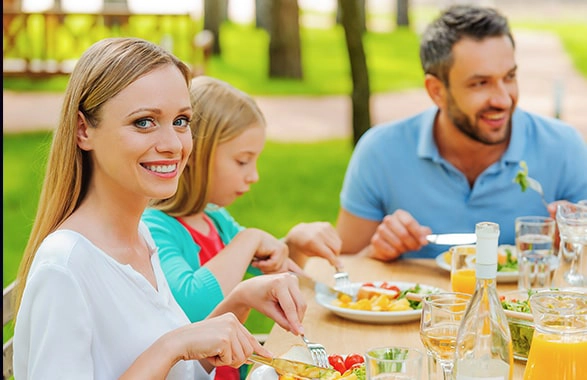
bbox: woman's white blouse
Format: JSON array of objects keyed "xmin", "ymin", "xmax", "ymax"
[{"xmin": 14, "ymin": 223, "xmax": 214, "ymax": 380}]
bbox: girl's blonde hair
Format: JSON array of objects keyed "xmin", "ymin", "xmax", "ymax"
[
  {"xmin": 14, "ymin": 37, "xmax": 192, "ymax": 320},
  {"xmin": 150, "ymin": 76, "xmax": 265, "ymax": 215}
]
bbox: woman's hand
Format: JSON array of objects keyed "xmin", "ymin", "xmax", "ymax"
[
  {"xmin": 174, "ymin": 313, "xmax": 271, "ymax": 366},
  {"xmin": 223, "ymin": 273, "xmax": 307, "ymax": 336},
  {"xmin": 125, "ymin": 313, "xmax": 273, "ymax": 378}
]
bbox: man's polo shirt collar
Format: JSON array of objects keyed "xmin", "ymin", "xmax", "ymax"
[{"xmin": 417, "ymin": 107, "xmax": 526, "ymax": 168}]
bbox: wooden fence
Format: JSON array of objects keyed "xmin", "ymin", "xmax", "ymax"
[{"xmin": 3, "ymin": 8, "xmax": 213, "ymax": 78}]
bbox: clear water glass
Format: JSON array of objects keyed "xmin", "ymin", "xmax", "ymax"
[
  {"xmin": 553, "ymin": 203, "xmax": 587, "ymax": 288},
  {"xmin": 515, "ymin": 216, "xmax": 556, "ymax": 291}
]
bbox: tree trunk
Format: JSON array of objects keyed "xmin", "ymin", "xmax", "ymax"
[
  {"xmin": 268, "ymin": 0, "xmax": 302, "ymax": 79},
  {"xmin": 396, "ymin": 0, "xmax": 410, "ymax": 27},
  {"xmin": 338, "ymin": 0, "xmax": 371, "ymax": 146},
  {"xmin": 255, "ymin": 0, "xmax": 271, "ymax": 31},
  {"xmin": 204, "ymin": 0, "xmax": 222, "ymax": 55},
  {"xmin": 336, "ymin": 0, "xmax": 366, "ymax": 33}
]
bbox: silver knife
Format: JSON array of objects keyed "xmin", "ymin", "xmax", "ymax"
[
  {"xmin": 248, "ymin": 354, "xmax": 339, "ymax": 378},
  {"xmin": 292, "ymin": 272, "xmax": 353, "ymax": 298},
  {"xmin": 426, "ymin": 233, "xmax": 476, "ymax": 245}
]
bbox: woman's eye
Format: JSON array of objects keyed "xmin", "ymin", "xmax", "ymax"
[
  {"xmin": 135, "ymin": 118, "xmax": 156, "ymax": 129},
  {"xmin": 174, "ymin": 117, "xmax": 191, "ymax": 129}
]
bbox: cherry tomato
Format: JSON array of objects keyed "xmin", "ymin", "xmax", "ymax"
[
  {"xmin": 362, "ymin": 282, "xmax": 375, "ymax": 288},
  {"xmin": 344, "ymin": 353, "xmax": 365, "ymax": 370},
  {"xmin": 328, "ymin": 354, "xmax": 346, "ymax": 374}
]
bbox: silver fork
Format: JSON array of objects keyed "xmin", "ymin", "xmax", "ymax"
[
  {"xmin": 301, "ymin": 335, "xmax": 329, "ymax": 368},
  {"xmin": 526, "ymin": 176, "xmax": 549, "ymax": 210},
  {"xmin": 333, "ymin": 266, "xmax": 351, "ymax": 293}
]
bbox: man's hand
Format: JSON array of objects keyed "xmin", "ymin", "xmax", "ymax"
[{"xmin": 368, "ymin": 210, "xmax": 431, "ymax": 261}]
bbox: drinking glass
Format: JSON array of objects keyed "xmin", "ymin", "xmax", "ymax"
[
  {"xmin": 365, "ymin": 346, "xmax": 423, "ymax": 380},
  {"xmin": 553, "ymin": 203, "xmax": 587, "ymax": 288},
  {"xmin": 515, "ymin": 216, "xmax": 556, "ymax": 291},
  {"xmin": 450, "ymin": 245, "xmax": 476, "ymax": 295},
  {"xmin": 419, "ymin": 292, "xmax": 471, "ymax": 380}
]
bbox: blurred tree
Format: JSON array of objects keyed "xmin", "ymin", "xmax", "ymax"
[
  {"xmin": 397, "ymin": 0, "xmax": 410, "ymax": 27},
  {"xmin": 268, "ymin": 0, "xmax": 302, "ymax": 79},
  {"xmin": 339, "ymin": 0, "xmax": 371, "ymax": 146},
  {"xmin": 255, "ymin": 0, "xmax": 271, "ymax": 31},
  {"xmin": 204, "ymin": 0, "xmax": 225, "ymax": 55},
  {"xmin": 336, "ymin": 0, "xmax": 366, "ymax": 34}
]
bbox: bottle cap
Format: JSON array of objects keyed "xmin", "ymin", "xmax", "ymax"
[{"xmin": 475, "ymin": 222, "xmax": 500, "ymax": 279}]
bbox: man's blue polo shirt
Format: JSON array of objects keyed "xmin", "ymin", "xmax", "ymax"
[{"xmin": 340, "ymin": 107, "xmax": 587, "ymax": 259}]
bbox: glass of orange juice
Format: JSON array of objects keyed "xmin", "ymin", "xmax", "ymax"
[{"xmin": 450, "ymin": 245, "xmax": 476, "ymax": 294}]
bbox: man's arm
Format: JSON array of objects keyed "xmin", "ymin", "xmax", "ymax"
[{"xmin": 335, "ymin": 208, "xmax": 379, "ymax": 254}]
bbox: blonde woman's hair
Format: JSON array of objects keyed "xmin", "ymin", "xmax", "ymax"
[
  {"xmin": 14, "ymin": 37, "xmax": 192, "ymax": 321},
  {"xmin": 150, "ymin": 76, "xmax": 266, "ymax": 216}
]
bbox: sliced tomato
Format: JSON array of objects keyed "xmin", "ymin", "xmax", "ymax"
[
  {"xmin": 328, "ymin": 354, "xmax": 346, "ymax": 374},
  {"xmin": 380, "ymin": 283, "xmax": 401, "ymax": 298},
  {"xmin": 344, "ymin": 353, "xmax": 365, "ymax": 369},
  {"xmin": 362, "ymin": 282, "xmax": 375, "ymax": 288}
]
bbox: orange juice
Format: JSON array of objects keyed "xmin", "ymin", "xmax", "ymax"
[
  {"xmin": 523, "ymin": 332, "xmax": 587, "ymax": 380},
  {"xmin": 451, "ymin": 268, "xmax": 476, "ymax": 294}
]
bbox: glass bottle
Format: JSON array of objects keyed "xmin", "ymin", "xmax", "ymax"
[
  {"xmin": 453, "ymin": 222, "xmax": 513, "ymax": 380},
  {"xmin": 523, "ymin": 290, "xmax": 587, "ymax": 380}
]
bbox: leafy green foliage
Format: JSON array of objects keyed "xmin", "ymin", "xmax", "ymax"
[{"xmin": 513, "ymin": 160, "xmax": 529, "ymax": 192}]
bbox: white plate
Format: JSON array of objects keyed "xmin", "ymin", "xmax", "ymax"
[
  {"xmin": 315, "ymin": 281, "xmax": 444, "ymax": 324},
  {"xmin": 249, "ymin": 365, "xmax": 278, "ymax": 380},
  {"xmin": 434, "ymin": 245, "xmax": 518, "ymax": 283}
]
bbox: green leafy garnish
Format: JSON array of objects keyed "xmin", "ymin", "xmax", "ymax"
[
  {"xmin": 398, "ymin": 283, "xmax": 426, "ymax": 309},
  {"xmin": 352, "ymin": 364, "xmax": 366, "ymax": 380},
  {"xmin": 497, "ymin": 247, "xmax": 518, "ymax": 272},
  {"xmin": 513, "ymin": 160, "xmax": 530, "ymax": 192}
]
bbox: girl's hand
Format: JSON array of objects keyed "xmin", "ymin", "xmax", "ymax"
[
  {"xmin": 285, "ymin": 222, "xmax": 343, "ymax": 268},
  {"xmin": 251, "ymin": 230, "xmax": 289, "ymax": 274}
]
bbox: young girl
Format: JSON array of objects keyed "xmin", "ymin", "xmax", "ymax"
[
  {"xmin": 142, "ymin": 76, "xmax": 342, "ymax": 379},
  {"xmin": 13, "ymin": 38, "xmax": 306, "ymax": 380}
]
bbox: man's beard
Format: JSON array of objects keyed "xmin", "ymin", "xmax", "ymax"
[{"xmin": 446, "ymin": 91, "xmax": 512, "ymax": 145}]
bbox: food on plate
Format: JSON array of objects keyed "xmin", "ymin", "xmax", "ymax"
[
  {"xmin": 277, "ymin": 346, "xmax": 366, "ymax": 380},
  {"xmin": 497, "ymin": 245, "xmax": 518, "ymax": 272},
  {"xmin": 333, "ymin": 282, "xmax": 428, "ymax": 312},
  {"xmin": 443, "ymin": 250, "xmax": 452, "ymax": 265},
  {"xmin": 500, "ymin": 290, "xmax": 535, "ymax": 360}
]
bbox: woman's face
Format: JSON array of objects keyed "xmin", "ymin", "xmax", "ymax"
[
  {"xmin": 208, "ymin": 123, "xmax": 266, "ymax": 207},
  {"xmin": 78, "ymin": 64, "xmax": 193, "ymax": 202}
]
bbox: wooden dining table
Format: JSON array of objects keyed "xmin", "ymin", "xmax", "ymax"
[{"xmin": 249, "ymin": 253, "xmax": 526, "ymax": 379}]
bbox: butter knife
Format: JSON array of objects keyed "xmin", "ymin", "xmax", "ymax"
[
  {"xmin": 248, "ymin": 354, "xmax": 339, "ymax": 379},
  {"xmin": 426, "ymin": 233, "xmax": 476, "ymax": 245},
  {"xmin": 292, "ymin": 272, "xmax": 354, "ymax": 298}
]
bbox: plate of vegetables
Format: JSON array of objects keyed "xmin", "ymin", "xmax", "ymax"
[
  {"xmin": 435, "ymin": 245, "xmax": 519, "ymax": 283},
  {"xmin": 249, "ymin": 347, "xmax": 366, "ymax": 380},
  {"xmin": 316, "ymin": 281, "xmax": 443, "ymax": 324},
  {"xmin": 500, "ymin": 289, "xmax": 536, "ymax": 361}
]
